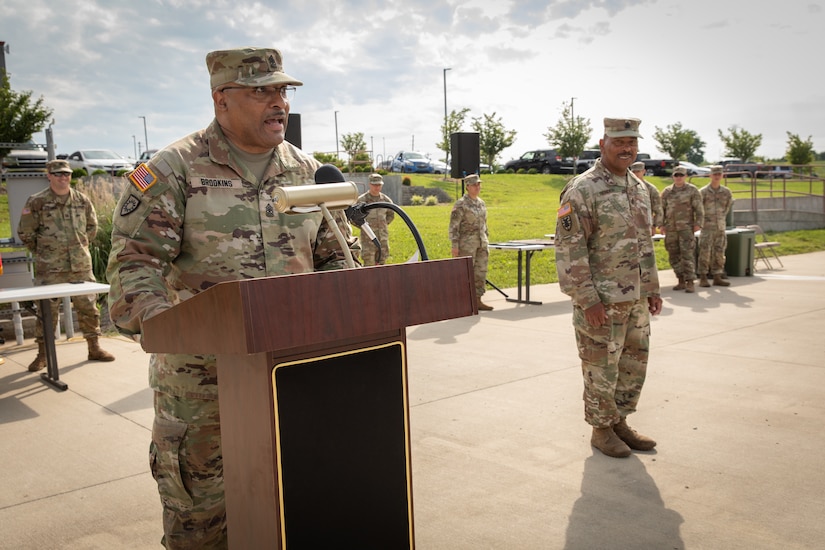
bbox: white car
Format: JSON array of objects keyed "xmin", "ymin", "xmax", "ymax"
[
  {"xmin": 678, "ymin": 161, "xmax": 711, "ymax": 176},
  {"xmin": 67, "ymin": 149, "xmax": 135, "ymax": 175},
  {"xmin": 430, "ymin": 159, "xmax": 448, "ymax": 174}
]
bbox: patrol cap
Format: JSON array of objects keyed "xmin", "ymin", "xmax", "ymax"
[
  {"xmin": 630, "ymin": 161, "xmax": 645, "ymax": 172},
  {"xmin": 368, "ymin": 173, "xmax": 384, "ymax": 185},
  {"xmin": 672, "ymin": 165, "xmax": 688, "ymax": 176},
  {"xmin": 464, "ymin": 174, "xmax": 481, "ymax": 185},
  {"xmin": 46, "ymin": 159, "xmax": 72, "ymax": 174},
  {"xmin": 207, "ymin": 47, "xmax": 303, "ymax": 89},
  {"xmin": 709, "ymin": 165, "xmax": 724, "ymax": 174},
  {"xmin": 604, "ymin": 117, "xmax": 643, "ymax": 138}
]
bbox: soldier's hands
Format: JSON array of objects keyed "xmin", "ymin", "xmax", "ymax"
[
  {"xmin": 451, "ymin": 247, "xmax": 459, "ymax": 258},
  {"xmin": 584, "ymin": 302, "xmax": 607, "ymax": 327},
  {"xmin": 648, "ymin": 295, "xmax": 663, "ymax": 316}
]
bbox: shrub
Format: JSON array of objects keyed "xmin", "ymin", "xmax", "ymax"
[
  {"xmin": 402, "ymin": 176, "xmax": 412, "ymax": 186},
  {"xmin": 410, "ymin": 194, "xmax": 424, "ymax": 205},
  {"xmin": 424, "ymin": 195, "xmax": 438, "ymax": 206},
  {"xmin": 527, "ymin": 168, "xmax": 538, "ymax": 174}
]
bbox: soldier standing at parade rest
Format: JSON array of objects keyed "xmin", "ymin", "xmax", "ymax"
[
  {"xmin": 697, "ymin": 165, "xmax": 733, "ymax": 287},
  {"xmin": 661, "ymin": 165, "xmax": 703, "ymax": 293},
  {"xmin": 17, "ymin": 159, "xmax": 116, "ymax": 372},
  {"xmin": 357, "ymin": 173, "xmax": 395, "ymax": 265},
  {"xmin": 449, "ymin": 174, "xmax": 493, "ymax": 311},
  {"xmin": 106, "ymin": 47, "xmax": 358, "ymax": 548},
  {"xmin": 555, "ymin": 117, "xmax": 662, "ymax": 459},
  {"xmin": 630, "ymin": 161, "xmax": 663, "ymax": 235}
]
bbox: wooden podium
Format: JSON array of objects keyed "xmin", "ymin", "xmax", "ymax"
[{"xmin": 142, "ymin": 258, "xmax": 476, "ymax": 549}]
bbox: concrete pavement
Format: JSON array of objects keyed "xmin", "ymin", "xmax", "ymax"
[{"xmin": 1, "ymin": 251, "xmax": 824, "ymax": 549}]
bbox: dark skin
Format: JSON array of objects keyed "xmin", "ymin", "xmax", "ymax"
[{"xmin": 584, "ymin": 134, "xmax": 663, "ymax": 327}]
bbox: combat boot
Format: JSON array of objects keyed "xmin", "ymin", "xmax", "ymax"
[
  {"xmin": 713, "ymin": 275, "xmax": 730, "ymax": 287},
  {"xmin": 477, "ymin": 297, "xmax": 493, "ymax": 311},
  {"xmin": 672, "ymin": 278, "xmax": 685, "ymax": 291},
  {"xmin": 699, "ymin": 275, "xmax": 710, "ymax": 287},
  {"xmin": 613, "ymin": 418, "xmax": 657, "ymax": 451},
  {"xmin": 685, "ymin": 279, "xmax": 695, "ymax": 293},
  {"xmin": 87, "ymin": 336, "xmax": 116, "ymax": 362},
  {"xmin": 591, "ymin": 427, "xmax": 631, "ymax": 458},
  {"xmin": 28, "ymin": 342, "xmax": 47, "ymax": 372}
]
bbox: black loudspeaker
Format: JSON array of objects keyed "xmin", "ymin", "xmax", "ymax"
[
  {"xmin": 286, "ymin": 113, "xmax": 302, "ymax": 149},
  {"xmin": 450, "ymin": 132, "xmax": 480, "ymax": 179}
]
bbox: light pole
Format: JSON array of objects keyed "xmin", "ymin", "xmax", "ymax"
[
  {"xmin": 334, "ymin": 111, "xmax": 339, "ymax": 159},
  {"xmin": 443, "ymin": 67, "xmax": 451, "ymax": 179},
  {"xmin": 132, "ymin": 135, "xmax": 137, "ymax": 160},
  {"xmin": 139, "ymin": 115, "xmax": 149, "ymax": 151},
  {"xmin": 570, "ymin": 97, "xmax": 576, "ymax": 126}
]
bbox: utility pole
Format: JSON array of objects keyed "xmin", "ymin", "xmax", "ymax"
[
  {"xmin": 443, "ymin": 68, "xmax": 451, "ymax": 179},
  {"xmin": 334, "ymin": 111, "xmax": 339, "ymax": 159},
  {"xmin": 139, "ymin": 116, "xmax": 149, "ymax": 151},
  {"xmin": 132, "ymin": 135, "xmax": 137, "ymax": 160}
]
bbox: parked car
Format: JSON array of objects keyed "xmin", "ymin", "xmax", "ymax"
[
  {"xmin": 635, "ymin": 153, "xmax": 677, "ymax": 176},
  {"xmin": 430, "ymin": 159, "xmax": 448, "ymax": 174},
  {"xmin": 67, "ymin": 149, "xmax": 135, "ymax": 175},
  {"xmin": 568, "ymin": 149, "xmax": 601, "ymax": 173},
  {"xmin": 504, "ymin": 149, "xmax": 567, "ymax": 174},
  {"xmin": 1, "ymin": 140, "xmax": 48, "ymax": 172},
  {"xmin": 134, "ymin": 149, "xmax": 158, "ymax": 168},
  {"xmin": 678, "ymin": 161, "xmax": 711, "ymax": 176},
  {"xmin": 391, "ymin": 151, "xmax": 434, "ymax": 173}
]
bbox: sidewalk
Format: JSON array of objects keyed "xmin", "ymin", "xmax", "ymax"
[{"xmin": 2, "ymin": 252, "xmax": 824, "ymax": 549}]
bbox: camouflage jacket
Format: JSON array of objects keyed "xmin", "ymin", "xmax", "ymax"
[
  {"xmin": 661, "ymin": 183, "xmax": 703, "ymax": 231},
  {"xmin": 644, "ymin": 180, "xmax": 664, "ymax": 229},
  {"xmin": 356, "ymin": 191, "xmax": 395, "ymax": 238},
  {"xmin": 555, "ymin": 160, "xmax": 660, "ymax": 310},
  {"xmin": 449, "ymin": 195, "xmax": 488, "ymax": 248},
  {"xmin": 17, "ymin": 187, "xmax": 97, "ymax": 277},
  {"xmin": 699, "ymin": 183, "xmax": 734, "ymax": 231},
  {"xmin": 107, "ymin": 118, "xmax": 357, "ymax": 398}
]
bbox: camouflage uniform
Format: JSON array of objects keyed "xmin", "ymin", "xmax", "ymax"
[
  {"xmin": 661, "ymin": 182, "xmax": 703, "ymax": 281},
  {"xmin": 644, "ymin": 180, "xmax": 664, "ymax": 230},
  {"xmin": 17, "ymin": 187, "xmax": 103, "ymax": 340},
  {"xmin": 698, "ymin": 184, "xmax": 733, "ymax": 277},
  {"xmin": 449, "ymin": 193, "xmax": 489, "ymax": 298},
  {"xmin": 555, "ymin": 160, "xmax": 660, "ymax": 428},
  {"xmin": 356, "ymin": 190, "xmax": 395, "ymax": 265},
  {"xmin": 107, "ymin": 119, "xmax": 357, "ymax": 548}
]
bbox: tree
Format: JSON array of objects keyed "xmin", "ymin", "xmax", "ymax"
[
  {"xmin": 437, "ymin": 107, "xmax": 470, "ymax": 161},
  {"xmin": 717, "ymin": 126, "xmax": 762, "ymax": 162},
  {"xmin": 543, "ymin": 101, "xmax": 592, "ymax": 159},
  {"xmin": 0, "ymin": 71, "xmax": 53, "ymax": 157},
  {"xmin": 785, "ymin": 132, "xmax": 815, "ymax": 165},
  {"xmin": 653, "ymin": 122, "xmax": 705, "ymax": 162},
  {"xmin": 470, "ymin": 112, "xmax": 517, "ymax": 170}
]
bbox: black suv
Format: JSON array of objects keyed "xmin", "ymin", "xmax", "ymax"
[{"xmin": 504, "ymin": 149, "xmax": 567, "ymax": 174}]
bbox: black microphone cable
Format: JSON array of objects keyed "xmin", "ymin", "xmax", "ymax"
[{"xmin": 345, "ymin": 202, "xmax": 429, "ymax": 262}]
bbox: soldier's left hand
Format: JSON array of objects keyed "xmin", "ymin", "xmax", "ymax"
[{"xmin": 648, "ymin": 295, "xmax": 663, "ymax": 316}]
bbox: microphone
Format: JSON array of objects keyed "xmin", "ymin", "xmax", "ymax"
[{"xmin": 271, "ymin": 164, "xmax": 358, "ymax": 213}]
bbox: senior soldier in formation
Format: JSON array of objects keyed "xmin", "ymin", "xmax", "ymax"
[
  {"xmin": 661, "ymin": 165, "xmax": 703, "ymax": 292},
  {"xmin": 17, "ymin": 159, "xmax": 115, "ymax": 372},
  {"xmin": 356, "ymin": 173, "xmax": 395, "ymax": 265},
  {"xmin": 555, "ymin": 117, "xmax": 663, "ymax": 459},
  {"xmin": 698, "ymin": 165, "xmax": 734, "ymax": 287},
  {"xmin": 449, "ymin": 174, "xmax": 492, "ymax": 311},
  {"xmin": 107, "ymin": 47, "xmax": 357, "ymax": 548},
  {"xmin": 630, "ymin": 161, "xmax": 663, "ymax": 234}
]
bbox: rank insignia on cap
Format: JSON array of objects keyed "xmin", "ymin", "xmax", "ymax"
[{"xmin": 129, "ymin": 163, "xmax": 158, "ymax": 193}]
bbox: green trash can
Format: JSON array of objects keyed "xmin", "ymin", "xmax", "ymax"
[{"xmin": 725, "ymin": 228, "xmax": 755, "ymax": 276}]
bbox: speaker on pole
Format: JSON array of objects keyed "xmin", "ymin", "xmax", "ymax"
[
  {"xmin": 286, "ymin": 113, "xmax": 302, "ymax": 149},
  {"xmin": 450, "ymin": 132, "xmax": 480, "ymax": 179}
]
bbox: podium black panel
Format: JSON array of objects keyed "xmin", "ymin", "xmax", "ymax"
[
  {"xmin": 273, "ymin": 342, "xmax": 412, "ymax": 549},
  {"xmin": 450, "ymin": 132, "xmax": 480, "ymax": 179}
]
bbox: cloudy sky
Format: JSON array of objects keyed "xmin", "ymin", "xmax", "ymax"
[{"xmin": 2, "ymin": 0, "xmax": 823, "ymax": 165}]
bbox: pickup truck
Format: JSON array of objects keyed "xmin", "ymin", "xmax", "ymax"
[{"xmin": 635, "ymin": 153, "xmax": 677, "ymax": 176}]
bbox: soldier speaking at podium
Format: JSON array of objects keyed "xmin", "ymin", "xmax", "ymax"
[{"xmin": 107, "ymin": 47, "xmax": 358, "ymax": 548}]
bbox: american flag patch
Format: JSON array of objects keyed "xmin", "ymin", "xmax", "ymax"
[
  {"xmin": 557, "ymin": 202, "xmax": 572, "ymax": 218},
  {"xmin": 128, "ymin": 163, "xmax": 158, "ymax": 192}
]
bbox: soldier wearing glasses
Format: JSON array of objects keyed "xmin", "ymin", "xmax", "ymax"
[
  {"xmin": 17, "ymin": 159, "xmax": 116, "ymax": 372},
  {"xmin": 107, "ymin": 48, "xmax": 357, "ymax": 548}
]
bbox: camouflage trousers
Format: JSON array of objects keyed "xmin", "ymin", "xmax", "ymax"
[
  {"xmin": 360, "ymin": 236, "xmax": 390, "ymax": 266},
  {"xmin": 152, "ymin": 392, "xmax": 226, "ymax": 549},
  {"xmin": 33, "ymin": 273, "xmax": 101, "ymax": 342},
  {"xmin": 664, "ymin": 228, "xmax": 697, "ymax": 281},
  {"xmin": 458, "ymin": 238, "xmax": 488, "ymax": 297},
  {"xmin": 698, "ymin": 228, "xmax": 727, "ymax": 276},
  {"xmin": 573, "ymin": 299, "xmax": 651, "ymax": 428}
]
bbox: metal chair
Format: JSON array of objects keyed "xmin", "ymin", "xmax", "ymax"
[{"xmin": 746, "ymin": 224, "xmax": 783, "ymax": 270}]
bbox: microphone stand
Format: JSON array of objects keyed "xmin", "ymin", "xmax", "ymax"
[
  {"xmin": 320, "ymin": 203, "xmax": 357, "ymax": 269},
  {"xmin": 346, "ymin": 202, "xmax": 429, "ymax": 261}
]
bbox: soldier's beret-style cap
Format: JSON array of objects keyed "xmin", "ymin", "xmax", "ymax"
[
  {"xmin": 709, "ymin": 165, "xmax": 724, "ymax": 174},
  {"xmin": 207, "ymin": 47, "xmax": 303, "ymax": 89},
  {"xmin": 368, "ymin": 173, "xmax": 384, "ymax": 184},
  {"xmin": 604, "ymin": 117, "xmax": 643, "ymax": 138},
  {"xmin": 630, "ymin": 161, "xmax": 645, "ymax": 172},
  {"xmin": 464, "ymin": 174, "xmax": 481, "ymax": 185},
  {"xmin": 672, "ymin": 165, "xmax": 688, "ymax": 175},
  {"xmin": 46, "ymin": 159, "xmax": 72, "ymax": 174}
]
